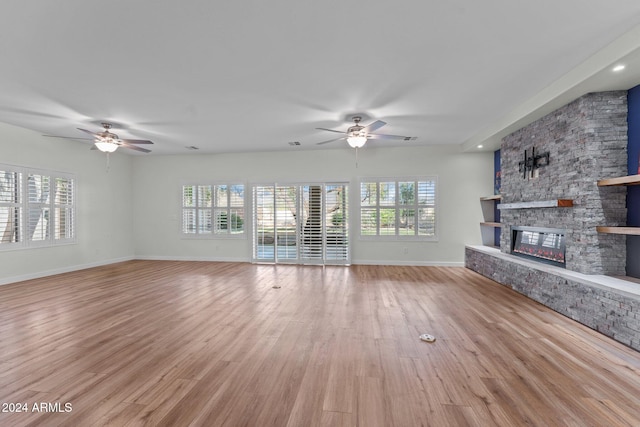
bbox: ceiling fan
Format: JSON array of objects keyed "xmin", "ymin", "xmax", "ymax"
[
  {"xmin": 45, "ymin": 122, "xmax": 153, "ymax": 153},
  {"xmin": 316, "ymin": 116, "xmax": 416, "ymax": 148}
]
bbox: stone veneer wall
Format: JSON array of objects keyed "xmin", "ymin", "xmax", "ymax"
[
  {"xmin": 500, "ymin": 91, "xmax": 628, "ymax": 275},
  {"xmin": 466, "ymin": 246, "xmax": 640, "ymax": 351}
]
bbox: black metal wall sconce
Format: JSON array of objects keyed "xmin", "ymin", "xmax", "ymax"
[{"xmin": 518, "ymin": 146, "xmax": 550, "ymax": 179}]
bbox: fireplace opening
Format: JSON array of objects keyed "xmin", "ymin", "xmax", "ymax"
[{"xmin": 511, "ymin": 226, "xmax": 566, "ymax": 267}]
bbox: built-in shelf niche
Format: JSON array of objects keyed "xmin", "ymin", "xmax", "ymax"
[
  {"xmin": 480, "ymin": 195, "xmax": 501, "ymax": 247},
  {"xmin": 596, "ymin": 174, "xmax": 640, "ymax": 235}
]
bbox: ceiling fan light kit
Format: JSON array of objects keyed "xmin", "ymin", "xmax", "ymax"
[
  {"xmin": 347, "ymin": 134, "xmax": 367, "ymax": 148},
  {"xmin": 94, "ymin": 141, "xmax": 118, "ymax": 153}
]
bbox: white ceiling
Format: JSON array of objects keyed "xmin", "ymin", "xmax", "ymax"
[{"xmin": 1, "ymin": 1, "xmax": 640, "ymax": 155}]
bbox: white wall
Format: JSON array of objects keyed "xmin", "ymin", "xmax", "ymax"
[
  {"xmin": 132, "ymin": 145, "xmax": 493, "ymax": 265},
  {"xmin": 0, "ymin": 122, "xmax": 135, "ymax": 285},
  {"xmin": 0, "ymin": 125, "xmax": 494, "ymax": 285}
]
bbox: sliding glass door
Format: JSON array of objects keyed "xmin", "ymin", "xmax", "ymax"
[{"xmin": 252, "ymin": 183, "xmax": 349, "ymax": 265}]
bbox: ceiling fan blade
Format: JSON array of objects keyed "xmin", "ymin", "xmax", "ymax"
[
  {"xmin": 315, "ymin": 127, "xmax": 346, "ymax": 134},
  {"xmin": 77, "ymin": 128, "xmax": 99, "ymax": 138},
  {"xmin": 363, "ymin": 120, "xmax": 386, "ymax": 133},
  {"xmin": 317, "ymin": 137, "xmax": 346, "ymax": 145},
  {"xmin": 118, "ymin": 138, "xmax": 154, "ymax": 145},
  {"xmin": 367, "ymin": 133, "xmax": 412, "ymax": 140},
  {"xmin": 43, "ymin": 134, "xmax": 94, "ymax": 141},
  {"xmin": 121, "ymin": 143, "xmax": 152, "ymax": 153}
]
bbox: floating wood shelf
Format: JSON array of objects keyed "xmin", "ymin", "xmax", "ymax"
[
  {"xmin": 498, "ymin": 199, "xmax": 574, "ymax": 210},
  {"xmin": 596, "ymin": 226, "xmax": 640, "ymax": 236},
  {"xmin": 480, "ymin": 222, "xmax": 501, "ymax": 228},
  {"xmin": 597, "ymin": 174, "xmax": 640, "ymax": 187},
  {"xmin": 480, "ymin": 195, "xmax": 502, "ymax": 201}
]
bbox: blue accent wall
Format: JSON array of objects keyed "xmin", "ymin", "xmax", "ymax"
[
  {"xmin": 494, "ymin": 149, "xmax": 501, "ymax": 246},
  {"xmin": 627, "ymin": 85, "xmax": 640, "ymax": 278}
]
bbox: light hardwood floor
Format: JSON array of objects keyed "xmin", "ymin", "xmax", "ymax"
[{"xmin": 1, "ymin": 261, "xmax": 639, "ymax": 426}]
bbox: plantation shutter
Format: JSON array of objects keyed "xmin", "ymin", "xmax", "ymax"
[
  {"xmin": 53, "ymin": 177, "xmax": 75, "ymax": 241},
  {"xmin": 0, "ymin": 168, "xmax": 21, "ymax": 245},
  {"xmin": 252, "ymin": 183, "xmax": 349, "ymax": 265}
]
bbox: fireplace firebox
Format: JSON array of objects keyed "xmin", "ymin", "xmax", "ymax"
[{"xmin": 511, "ymin": 226, "xmax": 566, "ymax": 267}]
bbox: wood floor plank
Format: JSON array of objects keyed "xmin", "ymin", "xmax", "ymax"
[{"xmin": 0, "ymin": 261, "xmax": 639, "ymax": 426}]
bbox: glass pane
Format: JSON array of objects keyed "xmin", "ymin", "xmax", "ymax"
[
  {"xmin": 183, "ymin": 186, "xmax": 195, "ymax": 207},
  {"xmin": 0, "ymin": 171, "xmax": 20, "ymax": 203},
  {"xmin": 214, "ymin": 209, "xmax": 228, "ymax": 234},
  {"xmin": 28, "ymin": 174, "xmax": 50, "ymax": 204},
  {"xmin": 379, "ymin": 208, "xmax": 396, "ymax": 235},
  {"xmin": 198, "ymin": 185, "xmax": 212, "ymax": 208},
  {"xmin": 215, "ymin": 185, "xmax": 228, "ymax": 207},
  {"xmin": 326, "ymin": 185, "xmax": 348, "ymax": 261},
  {"xmin": 360, "ymin": 182, "xmax": 377, "ymax": 207},
  {"xmin": 54, "ymin": 178, "xmax": 73, "ymax": 205},
  {"xmin": 417, "ymin": 208, "xmax": 436, "ymax": 236},
  {"xmin": 0, "ymin": 206, "xmax": 20, "ymax": 243},
  {"xmin": 275, "ymin": 186, "xmax": 297, "ymax": 260},
  {"xmin": 360, "ymin": 208, "xmax": 377, "ymax": 236},
  {"xmin": 229, "ymin": 208, "xmax": 244, "ymax": 233},
  {"xmin": 399, "ymin": 208, "xmax": 416, "ymax": 235},
  {"xmin": 301, "ymin": 185, "xmax": 323, "ymax": 260},
  {"xmin": 379, "ymin": 182, "xmax": 395, "ymax": 206},
  {"xmin": 183, "ymin": 209, "xmax": 196, "ymax": 233},
  {"xmin": 398, "ymin": 182, "xmax": 415, "ymax": 205},
  {"xmin": 198, "ymin": 209, "xmax": 212, "ymax": 233},
  {"xmin": 230, "ymin": 185, "xmax": 244, "ymax": 207},
  {"xmin": 28, "ymin": 207, "xmax": 49, "ymax": 241},
  {"xmin": 54, "ymin": 207, "xmax": 74, "ymax": 240},
  {"xmin": 254, "ymin": 186, "xmax": 275, "ymax": 260},
  {"xmin": 418, "ymin": 181, "xmax": 435, "ymax": 205}
]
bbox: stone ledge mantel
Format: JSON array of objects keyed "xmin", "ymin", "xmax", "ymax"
[{"xmin": 498, "ymin": 199, "xmax": 574, "ymax": 210}]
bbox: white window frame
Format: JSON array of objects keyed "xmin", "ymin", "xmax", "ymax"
[
  {"xmin": 181, "ymin": 183, "xmax": 247, "ymax": 239},
  {"xmin": 358, "ymin": 176, "xmax": 437, "ymax": 241},
  {"xmin": 0, "ymin": 164, "xmax": 76, "ymax": 251}
]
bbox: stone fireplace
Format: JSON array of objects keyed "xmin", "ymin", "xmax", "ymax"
[{"xmin": 499, "ymin": 91, "xmax": 628, "ymax": 275}]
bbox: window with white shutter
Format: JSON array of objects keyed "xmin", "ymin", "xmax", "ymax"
[
  {"xmin": 182, "ymin": 183, "xmax": 245, "ymax": 237},
  {"xmin": 0, "ymin": 164, "xmax": 76, "ymax": 250},
  {"xmin": 359, "ymin": 177, "xmax": 437, "ymax": 240}
]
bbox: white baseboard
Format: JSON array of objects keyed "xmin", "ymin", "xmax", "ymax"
[
  {"xmin": 352, "ymin": 259, "xmax": 465, "ymax": 267},
  {"xmin": 135, "ymin": 255, "xmax": 250, "ymax": 263},
  {"xmin": 0, "ymin": 256, "xmax": 135, "ymax": 286}
]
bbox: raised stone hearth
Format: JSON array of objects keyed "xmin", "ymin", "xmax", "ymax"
[{"xmin": 466, "ymin": 245, "xmax": 640, "ymax": 351}]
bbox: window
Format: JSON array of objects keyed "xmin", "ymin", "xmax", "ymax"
[
  {"xmin": 0, "ymin": 164, "xmax": 75, "ymax": 250},
  {"xmin": 359, "ymin": 177, "xmax": 436, "ymax": 239},
  {"xmin": 182, "ymin": 184, "xmax": 245, "ymax": 236}
]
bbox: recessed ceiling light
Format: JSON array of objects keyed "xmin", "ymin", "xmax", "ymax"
[
  {"xmin": 477, "ymin": 144, "xmax": 483, "ymax": 149},
  {"xmin": 612, "ymin": 64, "xmax": 625, "ymax": 72}
]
